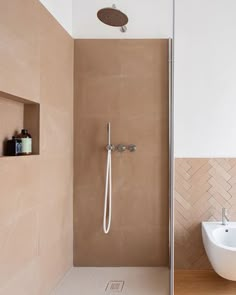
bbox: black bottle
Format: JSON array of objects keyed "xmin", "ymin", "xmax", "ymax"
[{"xmin": 6, "ymin": 136, "xmax": 22, "ymax": 156}]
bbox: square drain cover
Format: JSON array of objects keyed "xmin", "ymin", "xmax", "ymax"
[{"xmin": 105, "ymin": 281, "xmax": 124, "ymax": 292}]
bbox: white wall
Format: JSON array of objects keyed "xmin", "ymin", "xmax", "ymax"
[
  {"xmin": 174, "ymin": 0, "xmax": 236, "ymax": 157},
  {"xmin": 40, "ymin": 0, "xmax": 72, "ymax": 35}
]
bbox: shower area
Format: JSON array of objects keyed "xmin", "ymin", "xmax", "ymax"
[
  {"xmin": 0, "ymin": 1, "xmax": 173, "ymax": 294},
  {"xmin": 54, "ymin": 38, "xmax": 171, "ymax": 294},
  {"xmin": 73, "ymin": 38, "xmax": 170, "ymax": 264}
]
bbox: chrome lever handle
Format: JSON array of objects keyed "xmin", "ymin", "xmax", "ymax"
[
  {"xmin": 127, "ymin": 144, "xmax": 137, "ymax": 152},
  {"xmin": 116, "ymin": 144, "xmax": 126, "ymax": 152}
]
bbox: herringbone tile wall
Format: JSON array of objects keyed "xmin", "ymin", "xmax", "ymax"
[{"xmin": 175, "ymin": 158, "xmax": 236, "ymax": 269}]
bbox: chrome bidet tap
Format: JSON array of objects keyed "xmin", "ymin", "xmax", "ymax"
[{"xmin": 222, "ymin": 208, "xmax": 229, "ymax": 226}]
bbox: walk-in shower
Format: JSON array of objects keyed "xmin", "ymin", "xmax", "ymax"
[
  {"xmin": 1, "ymin": 0, "xmax": 176, "ymax": 294},
  {"xmin": 71, "ymin": 39, "xmax": 173, "ymax": 295}
]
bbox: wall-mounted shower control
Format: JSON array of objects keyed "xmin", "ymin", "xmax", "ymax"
[
  {"xmin": 127, "ymin": 144, "xmax": 137, "ymax": 152},
  {"xmin": 116, "ymin": 144, "xmax": 136, "ymax": 152},
  {"xmin": 105, "ymin": 143, "xmax": 137, "ymax": 153},
  {"xmin": 117, "ymin": 144, "xmax": 126, "ymax": 152}
]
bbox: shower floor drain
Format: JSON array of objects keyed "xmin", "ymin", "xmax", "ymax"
[{"xmin": 105, "ymin": 281, "xmax": 125, "ymax": 292}]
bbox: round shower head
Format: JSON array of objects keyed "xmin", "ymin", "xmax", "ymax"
[{"xmin": 97, "ymin": 6, "xmax": 128, "ymax": 27}]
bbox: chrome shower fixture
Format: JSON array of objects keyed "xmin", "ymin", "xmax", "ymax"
[
  {"xmin": 127, "ymin": 144, "xmax": 137, "ymax": 152},
  {"xmin": 103, "ymin": 123, "xmax": 136, "ymax": 235},
  {"xmin": 120, "ymin": 25, "xmax": 127, "ymax": 33},
  {"xmin": 106, "ymin": 144, "xmax": 115, "ymax": 151},
  {"xmin": 117, "ymin": 144, "xmax": 126, "ymax": 152},
  {"xmin": 106, "ymin": 143, "xmax": 137, "ymax": 153}
]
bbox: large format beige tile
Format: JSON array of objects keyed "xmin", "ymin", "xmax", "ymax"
[
  {"xmin": 120, "ymin": 40, "xmax": 168, "ymax": 78},
  {"xmin": 39, "ymin": 4, "xmax": 74, "ymax": 110},
  {"xmin": 0, "ymin": 259, "xmax": 40, "ymax": 295},
  {"xmin": 0, "ymin": 0, "xmax": 40, "ymax": 101},
  {"xmin": 39, "ymin": 231, "xmax": 73, "ymax": 295},
  {"xmin": 40, "ymin": 104, "xmax": 73, "ymax": 156},
  {"xmin": 39, "ymin": 156, "xmax": 73, "ymax": 203},
  {"xmin": 76, "ymin": 76, "xmax": 121, "ymax": 118},
  {"xmin": 0, "ymin": 210, "xmax": 38, "ymax": 287},
  {"xmin": 0, "ymin": 97, "xmax": 23, "ymax": 156},
  {"xmin": 0, "ymin": 1, "xmax": 73, "ymax": 294},
  {"xmin": 39, "ymin": 196, "xmax": 72, "ymax": 252},
  {"xmin": 0, "ymin": 157, "xmax": 40, "ymax": 228},
  {"xmin": 74, "ymin": 39, "xmax": 169, "ymax": 266},
  {"xmin": 75, "ymin": 40, "xmax": 121, "ymax": 77}
]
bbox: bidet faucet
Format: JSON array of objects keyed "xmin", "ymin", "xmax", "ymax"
[{"xmin": 222, "ymin": 208, "xmax": 229, "ymax": 226}]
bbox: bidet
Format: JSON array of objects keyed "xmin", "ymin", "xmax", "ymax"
[{"xmin": 202, "ymin": 221, "xmax": 236, "ymax": 280}]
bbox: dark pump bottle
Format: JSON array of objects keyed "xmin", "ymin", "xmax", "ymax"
[
  {"xmin": 6, "ymin": 136, "xmax": 22, "ymax": 156},
  {"xmin": 17, "ymin": 129, "xmax": 32, "ymax": 155}
]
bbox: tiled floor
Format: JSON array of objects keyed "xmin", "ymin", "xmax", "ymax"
[{"xmin": 52, "ymin": 267, "xmax": 169, "ymax": 295}]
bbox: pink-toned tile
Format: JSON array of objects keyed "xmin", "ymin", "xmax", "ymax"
[
  {"xmin": 119, "ymin": 76, "xmax": 168, "ymax": 120},
  {"xmin": 0, "ymin": 157, "xmax": 40, "ymax": 228},
  {"xmin": 120, "ymin": 40, "xmax": 168, "ymax": 78},
  {"xmin": 76, "ymin": 76, "xmax": 121, "ymax": 118},
  {"xmin": 39, "ymin": 231, "xmax": 72, "ymax": 294},
  {"xmin": 75, "ymin": 40, "xmax": 121, "ymax": 77},
  {"xmin": 39, "ymin": 5, "xmax": 74, "ymax": 110},
  {"xmin": 0, "ymin": 259, "xmax": 40, "ymax": 295},
  {"xmin": 40, "ymin": 105, "xmax": 73, "ymax": 157},
  {"xmin": 38, "ymin": 196, "xmax": 72, "ymax": 252},
  {"xmin": 0, "ymin": 0, "xmax": 40, "ymax": 101},
  {"xmin": 120, "ymin": 227, "xmax": 169, "ymax": 266},
  {"xmin": 0, "ymin": 1, "xmax": 73, "ymax": 293},
  {"xmin": 74, "ymin": 229, "xmax": 123, "ymax": 266},
  {"xmin": 74, "ymin": 39, "xmax": 169, "ymax": 266},
  {"xmin": 0, "ymin": 210, "xmax": 38, "ymax": 286},
  {"xmin": 0, "ymin": 97, "xmax": 23, "ymax": 156},
  {"xmin": 39, "ymin": 155, "xmax": 73, "ymax": 204}
]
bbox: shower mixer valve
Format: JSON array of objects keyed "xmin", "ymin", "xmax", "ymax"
[
  {"xmin": 127, "ymin": 144, "xmax": 137, "ymax": 152},
  {"xmin": 106, "ymin": 144, "xmax": 115, "ymax": 151},
  {"xmin": 117, "ymin": 144, "xmax": 126, "ymax": 152},
  {"xmin": 106, "ymin": 144, "xmax": 136, "ymax": 152}
]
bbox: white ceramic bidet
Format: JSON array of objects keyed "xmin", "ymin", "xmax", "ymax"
[{"xmin": 202, "ymin": 222, "xmax": 236, "ymax": 281}]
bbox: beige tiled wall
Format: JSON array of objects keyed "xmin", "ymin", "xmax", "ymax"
[
  {"xmin": 0, "ymin": 0, "xmax": 40, "ymax": 102},
  {"xmin": 0, "ymin": 1, "xmax": 73, "ymax": 294},
  {"xmin": 74, "ymin": 40, "xmax": 169, "ymax": 266},
  {"xmin": 175, "ymin": 158, "xmax": 236, "ymax": 269},
  {"xmin": 0, "ymin": 97, "xmax": 24, "ymax": 155}
]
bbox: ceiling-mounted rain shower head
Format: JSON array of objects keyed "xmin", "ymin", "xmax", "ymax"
[{"xmin": 97, "ymin": 4, "xmax": 128, "ymax": 31}]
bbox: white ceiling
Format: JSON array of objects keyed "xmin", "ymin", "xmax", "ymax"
[
  {"xmin": 40, "ymin": 0, "xmax": 173, "ymax": 39},
  {"xmin": 40, "ymin": 0, "xmax": 73, "ymax": 35}
]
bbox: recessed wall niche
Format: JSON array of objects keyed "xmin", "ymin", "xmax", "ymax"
[{"xmin": 0, "ymin": 91, "xmax": 40, "ymax": 157}]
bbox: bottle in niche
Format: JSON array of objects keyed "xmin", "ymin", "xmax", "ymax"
[
  {"xmin": 17, "ymin": 129, "xmax": 32, "ymax": 155},
  {"xmin": 6, "ymin": 136, "xmax": 22, "ymax": 156}
]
